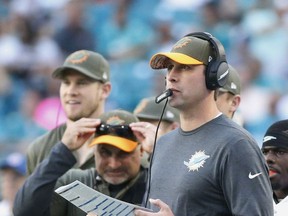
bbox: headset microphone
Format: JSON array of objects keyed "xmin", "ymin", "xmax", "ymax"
[
  {"xmin": 155, "ymin": 89, "xmax": 173, "ymax": 104},
  {"xmin": 145, "ymin": 88, "xmax": 173, "ymax": 207}
]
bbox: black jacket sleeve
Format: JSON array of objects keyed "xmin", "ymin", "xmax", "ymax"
[{"xmin": 13, "ymin": 143, "xmax": 76, "ymax": 216}]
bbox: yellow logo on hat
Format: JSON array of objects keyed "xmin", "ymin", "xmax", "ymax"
[
  {"xmin": 173, "ymin": 38, "xmax": 192, "ymax": 49},
  {"xmin": 106, "ymin": 116, "xmax": 125, "ymax": 125},
  {"xmin": 67, "ymin": 50, "xmax": 89, "ymax": 64}
]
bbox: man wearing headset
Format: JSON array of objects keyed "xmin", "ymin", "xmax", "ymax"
[
  {"xmin": 132, "ymin": 66, "xmax": 241, "ymax": 163},
  {"xmin": 135, "ymin": 32, "xmax": 273, "ymax": 216}
]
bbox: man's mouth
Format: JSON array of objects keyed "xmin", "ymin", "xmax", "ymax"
[
  {"xmin": 269, "ymin": 169, "xmax": 278, "ymax": 177},
  {"xmin": 106, "ymin": 169, "xmax": 125, "ymax": 176},
  {"xmin": 66, "ymin": 100, "xmax": 80, "ymax": 105}
]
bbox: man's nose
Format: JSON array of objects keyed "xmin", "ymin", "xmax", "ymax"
[
  {"xmin": 167, "ymin": 68, "xmax": 178, "ymax": 83},
  {"xmin": 108, "ymin": 156, "xmax": 121, "ymax": 169},
  {"xmin": 265, "ymin": 151, "xmax": 277, "ymax": 163},
  {"xmin": 65, "ymin": 83, "xmax": 78, "ymax": 95}
]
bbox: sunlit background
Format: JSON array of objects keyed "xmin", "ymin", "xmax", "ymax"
[{"xmin": 0, "ymin": 0, "xmax": 288, "ymax": 157}]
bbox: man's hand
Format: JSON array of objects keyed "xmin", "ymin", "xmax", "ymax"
[
  {"xmin": 61, "ymin": 118, "xmax": 101, "ymax": 151},
  {"xmin": 130, "ymin": 122, "xmax": 157, "ymax": 154},
  {"xmin": 134, "ymin": 199, "xmax": 174, "ymax": 216}
]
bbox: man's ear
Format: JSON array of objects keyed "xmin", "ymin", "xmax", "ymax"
[
  {"xmin": 231, "ymin": 95, "xmax": 241, "ymax": 112},
  {"xmin": 139, "ymin": 144, "xmax": 144, "ymax": 157},
  {"xmin": 101, "ymin": 82, "xmax": 112, "ymax": 99}
]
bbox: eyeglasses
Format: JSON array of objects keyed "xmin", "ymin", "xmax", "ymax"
[{"xmin": 95, "ymin": 123, "xmax": 137, "ymax": 141}]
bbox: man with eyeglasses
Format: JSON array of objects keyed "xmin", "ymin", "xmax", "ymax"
[
  {"xmin": 261, "ymin": 120, "xmax": 288, "ymax": 216},
  {"xmin": 13, "ymin": 110, "xmax": 147, "ymax": 216},
  {"xmin": 215, "ymin": 64, "xmax": 242, "ymax": 125}
]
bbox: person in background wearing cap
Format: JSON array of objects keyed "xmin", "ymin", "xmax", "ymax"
[
  {"xmin": 13, "ymin": 110, "xmax": 148, "ymax": 216},
  {"xmin": 215, "ymin": 64, "xmax": 243, "ymax": 125},
  {"xmin": 134, "ymin": 32, "xmax": 273, "ymax": 216},
  {"xmin": 261, "ymin": 120, "xmax": 288, "ymax": 216},
  {"xmin": 26, "ymin": 50, "xmax": 111, "ymax": 175},
  {"xmin": 131, "ymin": 97, "xmax": 180, "ymax": 157},
  {"xmin": 0, "ymin": 153, "xmax": 26, "ymax": 216}
]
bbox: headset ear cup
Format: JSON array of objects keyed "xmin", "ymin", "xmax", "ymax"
[
  {"xmin": 205, "ymin": 61, "xmax": 218, "ymax": 90},
  {"xmin": 205, "ymin": 62, "xmax": 214, "ymax": 90},
  {"xmin": 217, "ymin": 61, "xmax": 229, "ymax": 87},
  {"xmin": 206, "ymin": 61, "xmax": 229, "ymax": 90},
  {"xmin": 184, "ymin": 32, "xmax": 228, "ymax": 90}
]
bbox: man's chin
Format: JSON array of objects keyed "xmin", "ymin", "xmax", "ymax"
[
  {"xmin": 104, "ymin": 176, "xmax": 128, "ymax": 185},
  {"xmin": 270, "ymin": 181, "xmax": 281, "ymax": 191},
  {"xmin": 66, "ymin": 114, "xmax": 84, "ymax": 122}
]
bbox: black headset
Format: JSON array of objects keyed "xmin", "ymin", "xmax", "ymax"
[{"xmin": 184, "ymin": 32, "xmax": 229, "ymax": 90}]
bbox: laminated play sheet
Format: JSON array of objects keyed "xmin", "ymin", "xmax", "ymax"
[{"xmin": 55, "ymin": 180, "xmax": 152, "ymax": 216}]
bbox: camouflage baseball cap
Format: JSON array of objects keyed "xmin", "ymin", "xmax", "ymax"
[
  {"xmin": 52, "ymin": 50, "xmax": 110, "ymax": 82},
  {"xmin": 89, "ymin": 110, "xmax": 139, "ymax": 152},
  {"xmin": 219, "ymin": 65, "xmax": 241, "ymax": 95},
  {"xmin": 133, "ymin": 97, "xmax": 180, "ymax": 123},
  {"xmin": 150, "ymin": 36, "xmax": 213, "ymax": 69}
]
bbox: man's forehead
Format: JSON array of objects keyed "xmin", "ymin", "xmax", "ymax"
[
  {"xmin": 165, "ymin": 58, "xmax": 198, "ymax": 66},
  {"xmin": 97, "ymin": 144, "xmax": 121, "ymax": 151},
  {"xmin": 96, "ymin": 143, "xmax": 139, "ymax": 154},
  {"xmin": 97, "ymin": 144, "xmax": 133, "ymax": 154}
]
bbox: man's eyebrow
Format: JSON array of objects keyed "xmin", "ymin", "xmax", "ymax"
[{"xmin": 78, "ymin": 76, "xmax": 95, "ymax": 82}]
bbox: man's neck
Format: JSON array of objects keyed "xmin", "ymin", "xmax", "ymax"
[
  {"xmin": 180, "ymin": 103, "xmax": 221, "ymax": 131},
  {"xmin": 274, "ymin": 190, "xmax": 288, "ymax": 201}
]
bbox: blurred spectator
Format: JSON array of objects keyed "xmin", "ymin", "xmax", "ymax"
[
  {"xmin": 276, "ymin": 94, "xmax": 288, "ymax": 120},
  {"xmin": 0, "ymin": 88, "xmax": 47, "ymax": 144},
  {"xmin": 133, "ymin": 97, "xmax": 179, "ymax": 138},
  {"xmin": 274, "ymin": 0, "xmax": 288, "ymax": 28},
  {"xmin": 241, "ymin": 8, "xmax": 288, "ymax": 82},
  {"xmin": 215, "ymin": 64, "xmax": 243, "ymax": 125},
  {"xmin": 201, "ymin": 1, "xmax": 233, "ymax": 51},
  {"xmin": 0, "ymin": 66, "xmax": 21, "ymax": 120},
  {"xmin": 97, "ymin": 0, "xmax": 156, "ymax": 110},
  {"xmin": 96, "ymin": 0, "xmax": 155, "ymax": 61},
  {"xmin": 0, "ymin": 152, "xmax": 26, "ymax": 216},
  {"xmin": 132, "ymin": 96, "xmax": 180, "ymax": 168},
  {"xmin": 53, "ymin": 0, "xmax": 94, "ymax": 56}
]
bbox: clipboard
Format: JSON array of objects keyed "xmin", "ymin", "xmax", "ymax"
[{"xmin": 55, "ymin": 180, "xmax": 152, "ymax": 216}]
